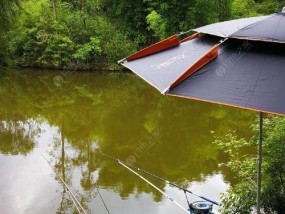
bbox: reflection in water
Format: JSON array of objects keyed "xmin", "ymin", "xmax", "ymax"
[
  {"xmin": 0, "ymin": 119, "xmax": 40, "ymax": 155},
  {"xmin": 0, "ymin": 69, "xmax": 255, "ymax": 213}
]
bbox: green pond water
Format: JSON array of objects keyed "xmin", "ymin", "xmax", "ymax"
[{"xmin": 0, "ymin": 69, "xmax": 255, "ymax": 214}]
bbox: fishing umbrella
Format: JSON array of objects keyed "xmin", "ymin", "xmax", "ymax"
[{"xmin": 119, "ymin": 8, "xmax": 285, "ymax": 214}]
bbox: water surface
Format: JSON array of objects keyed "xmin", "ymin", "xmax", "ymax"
[{"xmin": 0, "ymin": 69, "xmax": 255, "ymax": 214}]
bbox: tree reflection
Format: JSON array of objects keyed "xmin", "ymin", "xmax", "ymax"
[
  {"xmin": 0, "ymin": 69, "xmax": 255, "ymax": 212},
  {"xmin": 0, "ymin": 119, "xmax": 39, "ymax": 155},
  {"xmin": 51, "ymin": 100, "xmax": 89, "ymax": 213}
]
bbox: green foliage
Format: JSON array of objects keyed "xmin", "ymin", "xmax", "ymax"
[
  {"xmin": 215, "ymin": 132, "xmax": 257, "ymax": 213},
  {"xmin": 73, "ymin": 37, "xmax": 102, "ymax": 61},
  {"xmin": 215, "ymin": 116, "xmax": 285, "ymax": 213},
  {"xmin": 186, "ymin": 0, "xmax": 219, "ymax": 26},
  {"xmin": 98, "ymin": 0, "xmax": 150, "ymax": 44},
  {"xmin": 0, "ymin": 0, "xmax": 20, "ymax": 29},
  {"xmin": 0, "ymin": 0, "xmax": 20, "ymax": 65},
  {"xmin": 255, "ymin": 0, "xmax": 285, "ymax": 15},
  {"xmin": 262, "ymin": 116, "xmax": 285, "ymax": 213},
  {"xmin": 145, "ymin": 0, "xmax": 230, "ymax": 39},
  {"xmin": 1, "ymin": 0, "xmax": 285, "ymax": 69},
  {"xmin": 146, "ymin": 10, "xmax": 166, "ymax": 40},
  {"xmin": 150, "ymin": 1, "xmax": 195, "ymax": 36},
  {"xmin": 216, "ymin": 0, "xmax": 232, "ymax": 21},
  {"xmin": 40, "ymin": 33, "xmax": 76, "ymax": 67},
  {"xmin": 230, "ymin": 0, "xmax": 259, "ymax": 18},
  {"xmin": 7, "ymin": 0, "xmax": 136, "ymax": 70}
]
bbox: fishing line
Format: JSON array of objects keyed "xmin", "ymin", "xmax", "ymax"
[
  {"xmin": 101, "ymin": 152, "xmax": 220, "ymax": 206},
  {"xmin": 184, "ymin": 190, "xmax": 191, "ymax": 211},
  {"xmin": 41, "ymin": 154, "xmax": 87, "ymax": 214},
  {"xmin": 96, "ymin": 188, "xmax": 111, "ymax": 214}
]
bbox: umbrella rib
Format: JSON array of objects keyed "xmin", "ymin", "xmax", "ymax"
[{"xmin": 272, "ymin": 15, "xmax": 283, "ymax": 41}]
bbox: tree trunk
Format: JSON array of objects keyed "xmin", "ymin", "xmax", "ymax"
[
  {"xmin": 51, "ymin": 0, "xmax": 57, "ymax": 18},
  {"xmin": 217, "ymin": 0, "xmax": 230, "ymax": 21},
  {"xmin": 80, "ymin": 0, "xmax": 86, "ymax": 28},
  {"xmin": 80, "ymin": 0, "xmax": 84, "ymax": 10}
]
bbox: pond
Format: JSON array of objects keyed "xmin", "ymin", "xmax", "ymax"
[{"xmin": 0, "ymin": 69, "xmax": 255, "ymax": 214}]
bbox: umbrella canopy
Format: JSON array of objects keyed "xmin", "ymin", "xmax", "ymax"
[
  {"xmin": 121, "ymin": 11, "xmax": 285, "ymax": 116},
  {"xmin": 194, "ymin": 13, "xmax": 285, "ymax": 43},
  {"xmin": 169, "ymin": 40, "xmax": 285, "ymax": 115},
  {"xmin": 193, "ymin": 15, "xmax": 270, "ymax": 38},
  {"xmin": 119, "ymin": 8, "xmax": 285, "ymax": 214},
  {"xmin": 122, "ymin": 35, "xmax": 220, "ymax": 93}
]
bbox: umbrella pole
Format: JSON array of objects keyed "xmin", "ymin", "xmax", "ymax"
[{"xmin": 257, "ymin": 112, "xmax": 263, "ymax": 214}]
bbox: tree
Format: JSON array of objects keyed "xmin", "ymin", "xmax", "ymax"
[
  {"xmin": 215, "ymin": 116, "xmax": 285, "ymax": 213},
  {"xmin": 0, "ymin": 0, "xmax": 21, "ymax": 65},
  {"xmin": 2, "ymin": 0, "xmax": 284, "ymax": 69},
  {"xmin": 7, "ymin": 0, "xmax": 136, "ymax": 70},
  {"xmin": 0, "ymin": 0, "xmax": 20, "ymax": 28},
  {"xmin": 230, "ymin": 0, "xmax": 259, "ymax": 18},
  {"xmin": 98, "ymin": 0, "xmax": 150, "ymax": 44},
  {"xmin": 216, "ymin": 0, "xmax": 231, "ymax": 21},
  {"xmin": 0, "ymin": 120, "xmax": 37, "ymax": 155},
  {"xmin": 51, "ymin": 0, "xmax": 57, "ymax": 18}
]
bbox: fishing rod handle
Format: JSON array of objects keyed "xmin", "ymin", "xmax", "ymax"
[{"xmin": 200, "ymin": 196, "xmax": 220, "ymax": 206}]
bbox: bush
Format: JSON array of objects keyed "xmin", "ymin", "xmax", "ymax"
[
  {"xmin": 8, "ymin": 0, "xmax": 137, "ymax": 70},
  {"xmin": 215, "ymin": 116, "xmax": 285, "ymax": 213}
]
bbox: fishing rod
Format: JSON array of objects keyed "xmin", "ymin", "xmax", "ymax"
[
  {"xmin": 100, "ymin": 153, "xmax": 188, "ymax": 212},
  {"xmin": 41, "ymin": 154, "xmax": 87, "ymax": 214},
  {"xmin": 118, "ymin": 160, "xmax": 189, "ymax": 213},
  {"xmin": 101, "ymin": 153, "xmax": 220, "ymax": 206},
  {"xmin": 67, "ymin": 189, "xmax": 83, "ymax": 214}
]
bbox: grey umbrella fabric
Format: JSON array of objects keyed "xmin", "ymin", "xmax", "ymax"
[
  {"xmin": 231, "ymin": 13, "xmax": 285, "ymax": 43},
  {"xmin": 194, "ymin": 13, "xmax": 285, "ymax": 43},
  {"xmin": 120, "ymin": 11, "xmax": 285, "ymax": 115},
  {"xmin": 168, "ymin": 40, "xmax": 285, "ymax": 115},
  {"xmin": 123, "ymin": 35, "xmax": 220, "ymax": 93},
  {"xmin": 193, "ymin": 15, "xmax": 270, "ymax": 38}
]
